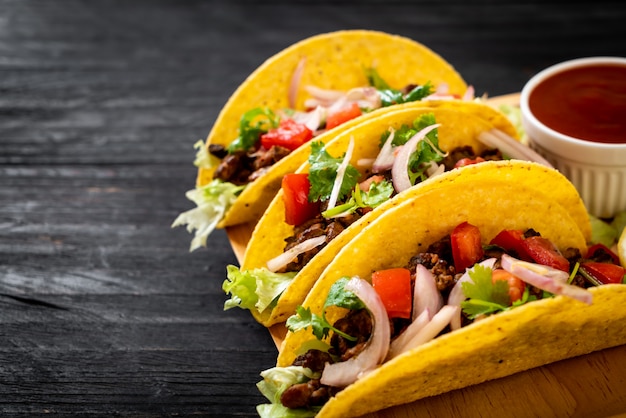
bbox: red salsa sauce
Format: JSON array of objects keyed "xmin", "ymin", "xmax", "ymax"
[{"xmin": 528, "ymin": 64, "xmax": 626, "ymax": 144}]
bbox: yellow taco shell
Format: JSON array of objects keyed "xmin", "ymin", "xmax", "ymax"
[
  {"xmin": 242, "ymin": 104, "xmax": 589, "ymax": 327},
  {"xmin": 273, "ymin": 176, "xmax": 620, "ymax": 417}
]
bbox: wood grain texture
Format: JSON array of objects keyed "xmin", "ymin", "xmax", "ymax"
[{"xmin": 1, "ymin": 0, "xmax": 626, "ymax": 417}]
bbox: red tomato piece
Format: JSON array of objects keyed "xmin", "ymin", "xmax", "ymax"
[
  {"xmin": 371, "ymin": 268, "xmax": 412, "ymax": 319},
  {"xmin": 281, "ymin": 173, "xmax": 320, "ymax": 226},
  {"xmin": 260, "ymin": 119, "xmax": 313, "ymax": 151},
  {"xmin": 581, "ymin": 261, "xmax": 625, "ymax": 285},
  {"xmin": 454, "ymin": 156, "xmax": 486, "ymax": 168},
  {"xmin": 585, "ymin": 243, "xmax": 621, "ymax": 265},
  {"xmin": 450, "ymin": 222, "xmax": 484, "ymax": 272},
  {"xmin": 491, "ymin": 269, "xmax": 526, "ymax": 303},
  {"xmin": 489, "ymin": 229, "xmax": 532, "ymax": 261},
  {"xmin": 520, "ymin": 236, "xmax": 570, "ymax": 272},
  {"xmin": 325, "ymin": 102, "xmax": 362, "ymax": 130}
]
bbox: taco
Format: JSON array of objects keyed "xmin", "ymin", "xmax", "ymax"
[
  {"xmin": 222, "ymin": 101, "xmax": 589, "ymax": 327},
  {"xmin": 172, "ymin": 29, "xmax": 472, "ymax": 251},
  {"xmin": 256, "ymin": 173, "xmax": 625, "ymax": 418}
]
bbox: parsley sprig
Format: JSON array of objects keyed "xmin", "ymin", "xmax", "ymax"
[
  {"xmin": 364, "ymin": 68, "xmax": 434, "ymax": 107},
  {"xmin": 286, "ymin": 278, "xmax": 364, "ymax": 341}
]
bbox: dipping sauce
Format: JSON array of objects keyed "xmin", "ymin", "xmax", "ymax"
[{"xmin": 528, "ymin": 63, "xmax": 626, "ymax": 144}]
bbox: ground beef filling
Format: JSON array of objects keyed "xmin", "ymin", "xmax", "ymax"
[
  {"xmin": 281, "ymin": 309, "xmax": 373, "ymax": 409},
  {"xmin": 277, "ymin": 145, "xmax": 504, "ymax": 274},
  {"xmin": 280, "ymin": 228, "xmax": 597, "ymax": 410},
  {"xmin": 209, "ymin": 144, "xmax": 291, "ymax": 185}
]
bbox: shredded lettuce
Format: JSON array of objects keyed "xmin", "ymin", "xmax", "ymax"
[
  {"xmin": 256, "ymin": 366, "xmax": 321, "ymax": 418},
  {"xmin": 222, "ymin": 265, "xmax": 296, "ymax": 314},
  {"xmin": 172, "ymin": 180, "xmax": 244, "ymax": 251},
  {"xmin": 192, "ymin": 139, "xmax": 219, "ymax": 169}
]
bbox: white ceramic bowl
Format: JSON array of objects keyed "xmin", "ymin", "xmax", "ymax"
[{"xmin": 520, "ymin": 57, "xmax": 626, "ymax": 219}]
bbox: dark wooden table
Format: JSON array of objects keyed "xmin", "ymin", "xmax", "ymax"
[{"xmin": 1, "ymin": 1, "xmax": 625, "ymax": 417}]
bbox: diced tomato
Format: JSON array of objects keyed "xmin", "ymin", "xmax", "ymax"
[
  {"xmin": 491, "ymin": 269, "xmax": 526, "ymax": 303},
  {"xmin": 454, "ymin": 156, "xmax": 486, "ymax": 168},
  {"xmin": 489, "ymin": 229, "xmax": 532, "ymax": 261},
  {"xmin": 585, "ymin": 243, "xmax": 621, "ymax": 265},
  {"xmin": 371, "ymin": 268, "xmax": 412, "ymax": 319},
  {"xmin": 581, "ymin": 261, "xmax": 626, "ymax": 285},
  {"xmin": 260, "ymin": 119, "xmax": 313, "ymax": 151},
  {"xmin": 281, "ymin": 173, "xmax": 320, "ymax": 226},
  {"xmin": 450, "ymin": 222, "xmax": 484, "ymax": 273},
  {"xmin": 520, "ymin": 236, "xmax": 570, "ymax": 272},
  {"xmin": 325, "ymin": 102, "xmax": 362, "ymax": 130}
]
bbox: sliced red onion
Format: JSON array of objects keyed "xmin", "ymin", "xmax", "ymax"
[
  {"xmin": 356, "ymin": 158, "xmax": 375, "ymax": 169},
  {"xmin": 477, "ymin": 129, "xmax": 553, "ymax": 168},
  {"xmin": 321, "ymin": 277, "xmax": 390, "ymax": 387},
  {"xmin": 413, "ymin": 264, "xmax": 443, "ymax": 321},
  {"xmin": 391, "ymin": 124, "xmax": 440, "ymax": 193},
  {"xmin": 387, "ymin": 309, "xmax": 430, "ymax": 360},
  {"xmin": 448, "ymin": 258, "xmax": 498, "ymax": 330},
  {"xmin": 425, "ymin": 161, "xmax": 445, "ymax": 178},
  {"xmin": 387, "ymin": 305, "xmax": 459, "ymax": 360},
  {"xmin": 372, "ymin": 128, "xmax": 396, "ymax": 173},
  {"xmin": 345, "ymin": 86, "xmax": 381, "ymax": 110},
  {"xmin": 291, "ymin": 105, "xmax": 324, "ymax": 132},
  {"xmin": 288, "ymin": 58, "xmax": 306, "ymax": 109},
  {"xmin": 462, "ymin": 85, "xmax": 475, "ymax": 101},
  {"xmin": 501, "ymin": 254, "xmax": 593, "ymax": 305},
  {"xmin": 326, "ymin": 136, "xmax": 355, "ymax": 211},
  {"xmin": 266, "ymin": 235, "xmax": 326, "ymax": 272},
  {"xmin": 303, "ymin": 85, "xmax": 345, "ymax": 108}
]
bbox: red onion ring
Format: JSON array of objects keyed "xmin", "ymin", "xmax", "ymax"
[
  {"xmin": 448, "ymin": 258, "xmax": 498, "ymax": 330},
  {"xmin": 266, "ymin": 235, "xmax": 326, "ymax": 272},
  {"xmin": 388, "ymin": 305, "xmax": 458, "ymax": 360},
  {"xmin": 372, "ymin": 129, "xmax": 396, "ymax": 173},
  {"xmin": 326, "ymin": 136, "xmax": 355, "ymax": 210},
  {"xmin": 413, "ymin": 264, "xmax": 443, "ymax": 321},
  {"xmin": 288, "ymin": 58, "xmax": 306, "ymax": 109},
  {"xmin": 391, "ymin": 124, "xmax": 440, "ymax": 193},
  {"xmin": 320, "ymin": 277, "xmax": 390, "ymax": 387},
  {"xmin": 477, "ymin": 129, "xmax": 553, "ymax": 168},
  {"xmin": 500, "ymin": 254, "xmax": 593, "ymax": 305}
]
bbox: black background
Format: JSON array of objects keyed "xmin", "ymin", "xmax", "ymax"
[{"xmin": 1, "ymin": 1, "xmax": 625, "ymax": 416}]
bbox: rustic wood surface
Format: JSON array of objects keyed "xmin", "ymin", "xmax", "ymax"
[{"xmin": 1, "ymin": 1, "xmax": 626, "ymax": 417}]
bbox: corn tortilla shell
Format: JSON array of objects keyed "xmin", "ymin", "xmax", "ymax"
[
  {"xmin": 242, "ymin": 105, "xmax": 589, "ymax": 327},
  {"xmin": 278, "ymin": 179, "xmax": 589, "ymax": 365}
]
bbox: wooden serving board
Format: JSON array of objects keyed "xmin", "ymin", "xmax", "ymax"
[{"xmin": 226, "ymin": 94, "xmax": 626, "ymax": 418}]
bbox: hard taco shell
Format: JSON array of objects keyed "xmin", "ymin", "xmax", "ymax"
[
  {"xmin": 273, "ymin": 177, "xmax": 621, "ymax": 417},
  {"xmin": 241, "ymin": 104, "xmax": 589, "ymax": 327}
]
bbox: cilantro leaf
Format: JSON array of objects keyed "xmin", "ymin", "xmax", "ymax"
[
  {"xmin": 321, "ymin": 179, "xmax": 394, "ymax": 218},
  {"xmin": 307, "ymin": 141, "xmax": 360, "ymax": 202},
  {"xmin": 460, "ymin": 265, "xmax": 511, "ymax": 319},
  {"xmin": 363, "ymin": 67, "xmax": 434, "ymax": 107},
  {"xmin": 286, "ymin": 277, "xmax": 364, "ymax": 341},
  {"xmin": 228, "ymin": 107, "xmax": 279, "ymax": 152},
  {"xmin": 364, "ymin": 67, "xmax": 391, "ymax": 90}
]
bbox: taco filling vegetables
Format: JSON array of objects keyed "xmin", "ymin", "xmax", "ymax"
[
  {"xmin": 256, "ymin": 224, "xmax": 624, "ymax": 416},
  {"xmin": 174, "ymin": 72, "xmax": 444, "ymax": 251},
  {"xmin": 223, "ymin": 113, "xmax": 506, "ymax": 314},
  {"xmin": 173, "ymin": 30, "xmax": 471, "ymax": 251}
]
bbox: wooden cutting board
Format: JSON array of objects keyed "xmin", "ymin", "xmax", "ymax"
[{"xmin": 226, "ymin": 93, "xmax": 626, "ymax": 418}]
